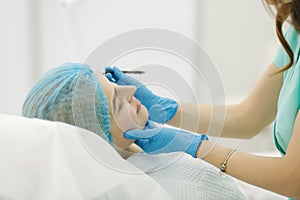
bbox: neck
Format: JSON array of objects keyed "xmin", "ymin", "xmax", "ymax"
[{"xmin": 115, "ymin": 143, "xmax": 142, "ymax": 159}]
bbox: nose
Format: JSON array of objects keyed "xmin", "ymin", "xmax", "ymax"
[
  {"xmin": 116, "ymin": 85, "xmax": 136, "ymax": 101},
  {"xmin": 125, "ymin": 86, "xmax": 136, "ymax": 100}
]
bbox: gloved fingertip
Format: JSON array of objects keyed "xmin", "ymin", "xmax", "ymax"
[
  {"xmin": 144, "ymin": 120, "xmax": 158, "ymax": 129},
  {"xmin": 201, "ymin": 134, "xmax": 209, "ymax": 140},
  {"xmin": 105, "ymin": 73, "xmax": 113, "ymax": 81},
  {"xmin": 124, "ymin": 132, "xmax": 137, "ymax": 140},
  {"xmin": 112, "ymin": 66, "xmax": 123, "ymax": 75},
  {"xmin": 105, "ymin": 66, "xmax": 113, "ymax": 71},
  {"xmin": 104, "ymin": 72, "xmax": 111, "ymax": 77},
  {"xmin": 149, "ymin": 105, "xmax": 168, "ymax": 124}
]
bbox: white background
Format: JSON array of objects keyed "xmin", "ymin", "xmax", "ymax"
[{"xmin": 1, "ymin": 0, "xmax": 280, "ymax": 153}]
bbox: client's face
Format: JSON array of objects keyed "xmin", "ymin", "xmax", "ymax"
[{"xmin": 96, "ymin": 74, "xmax": 148, "ymax": 149}]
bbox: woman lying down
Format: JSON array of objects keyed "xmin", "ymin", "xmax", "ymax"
[{"xmin": 22, "ymin": 63, "xmax": 247, "ymax": 200}]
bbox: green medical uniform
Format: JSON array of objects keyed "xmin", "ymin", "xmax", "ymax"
[
  {"xmin": 273, "ymin": 25, "xmax": 300, "ymax": 200},
  {"xmin": 273, "ymin": 25, "xmax": 300, "ymax": 156}
]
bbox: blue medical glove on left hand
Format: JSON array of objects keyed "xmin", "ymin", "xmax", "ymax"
[
  {"xmin": 105, "ymin": 66, "xmax": 178, "ymax": 124},
  {"xmin": 124, "ymin": 121, "xmax": 208, "ymax": 158}
]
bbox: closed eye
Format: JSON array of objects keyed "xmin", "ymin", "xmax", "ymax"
[
  {"xmin": 117, "ymin": 98, "xmax": 124, "ymax": 114},
  {"xmin": 113, "ymin": 87, "xmax": 125, "ymax": 115}
]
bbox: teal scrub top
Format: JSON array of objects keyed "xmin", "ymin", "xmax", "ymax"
[{"xmin": 273, "ymin": 25, "xmax": 300, "ymax": 156}]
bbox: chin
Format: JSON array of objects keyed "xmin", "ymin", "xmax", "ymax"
[
  {"xmin": 113, "ymin": 138, "xmax": 135, "ymax": 150},
  {"xmin": 138, "ymin": 105, "xmax": 149, "ymax": 128}
]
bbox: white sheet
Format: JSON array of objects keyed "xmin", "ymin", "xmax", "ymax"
[
  {"xmin": 128, "ymin": 152, "xmax": 248, "ymax": 200},
  {"xmin": 0, "ymin": 114, "xmax": 287, "ymax": 200},
  {"xmin": 0, "ymin": 114, "xmax": 173, "ymax": 200}
]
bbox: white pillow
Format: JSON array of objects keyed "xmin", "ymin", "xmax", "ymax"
[{"xmin": 0, "ymin": 114, "xmax": 173, "ymax": 200}]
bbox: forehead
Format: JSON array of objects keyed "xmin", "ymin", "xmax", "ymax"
[{"xmin": 94, "ymin": 73, "xmax": 115, "ymax": 101}]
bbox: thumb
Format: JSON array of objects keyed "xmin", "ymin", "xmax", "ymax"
[
  {"xmin": 149, "ymin": 104, "xmax": 167, "ymax": 123},
  {"xmin": 144, "ymin": 120, "xmax": 158, "ymax": 129},
  {"xmin": 124, "ymin": 130, "xmax": 141, "ymax": 140},
  {"xmin": 124, "ymin": 128, "xmax": 161, "ymax": 140},
  {"xmin": 112, "ymin": 66, "xmax": 125, "ymax": 79},
  {"xmin": 104, "ymin": 66, "xmax": 114, "ymax": 73},
  {"xmin": 105, "ymin": 72, "xmax": 115, "ymax": 83}
]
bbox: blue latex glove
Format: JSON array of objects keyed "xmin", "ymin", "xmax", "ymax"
[
  {"xmin": 105, "ymin": 66, "xmax": 178, "ymax": 124},
  {"xmin": 124, "ymin": 121, "xmax": 208, "ymax": 158}
]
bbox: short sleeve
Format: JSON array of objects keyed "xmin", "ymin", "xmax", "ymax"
[{"xmin": 273, "ymin": 25, "xmax": 299, "ymax": 68}]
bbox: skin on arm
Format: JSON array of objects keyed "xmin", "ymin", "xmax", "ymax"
[
  {"xmin": 168, "ymin": 63, "xmax": 283, "ymax": 139},
  {"xmin": 197, "ymin": 110, "xmax": 300, "ymax": 198}
]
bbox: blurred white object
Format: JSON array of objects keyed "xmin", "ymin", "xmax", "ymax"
[
  {"xmin": 62, "ymin": 0, "xmax": 84, "ymax": 7},
  {"xmin": 0, "ymin": 114, "xmax": 173, "ymax": 200}
]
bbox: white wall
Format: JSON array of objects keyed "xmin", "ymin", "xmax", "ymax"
[
  {"xmin": 0, "ymin": 0, "xmax": 35, "ymax": 115},
  {"xmin": 196, "ymin": 0, "xmax": 280, "ymax": 153},
  {"xmin": 38, "ymin": 0, "xmax": 198, "ymax": 69},
  {"xmin": 197, "ymin": 0, "xmax": 279, "ymax": 100},
  {"xmin": 0, "ymin": 0, "xmax": 281, "ymax": 153},
  {"xmin": 39, "ymin": 0, "xmax": 205, "ymax": 104},
  {"xmin": 36, "ymin": 0, "xmax": 280, "ymax": 152},
  {"xmin": 38, "ymin": 0, "xmax": 280, "ymax": 102}
]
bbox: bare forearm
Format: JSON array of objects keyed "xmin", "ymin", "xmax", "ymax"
[
  {"xmin": 197, "ymin": 140, "xmax": 300, "ymax": 198},
  {"xmin": 168, "ymin": 102, "xmax": 259, "ymax": 138},
  {"xmin": 168, "ymin": 64, "xmax": 283, "ymax": 139}
]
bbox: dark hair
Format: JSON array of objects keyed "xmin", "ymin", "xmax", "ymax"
[{"xmin": 263, "ymin": 0, "xmax": 300, "ymax": 74}]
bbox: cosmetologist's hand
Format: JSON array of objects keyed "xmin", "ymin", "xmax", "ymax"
[
  {"xmin": 124, "ymin": 121, "xmax": 208, "ymax": 158},
  {"xmin": 105, "ymin": 66, "xmax": 178, "ymax": 124}
]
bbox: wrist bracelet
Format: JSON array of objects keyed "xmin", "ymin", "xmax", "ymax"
[{"xmin": 220, "ymin": 149, "xmax": 237, "ymax": 177}]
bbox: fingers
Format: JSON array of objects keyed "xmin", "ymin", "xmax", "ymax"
[
  {"xmin": 111, "ymin": 66, "xmax": 124, "ymax": 78},
  {"xmin": 123, "ymin": 131, "xmax": 140, "ymax": 140},
  {"xmin": 148, "ymin": 104, "xmax": 167, "ymax": 124},
  {"xmin": 105, "ymin": 72, "xmax": 115, "ymax": 82},
  {"xmin": 104, "ymin": 66, "xmax": 113, "ymax": 72},
  {"xmin": 144, "ymin": 120, "xmax": 158, "ymax": 129},
  {"xmin": 124, "ymin": 129, "xmax": 150, "ymax": 140},
  {"xmin": 105, "ymin": 66, "xmax": 125, "ymax": 83},
  {"xmin": 124, "ymin": 128, "xmax": 160, "ymax": 140}
]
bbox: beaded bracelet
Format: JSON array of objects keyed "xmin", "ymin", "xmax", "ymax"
[{"xmin": 220, "ymin": 149, "xmax": 237, "ymax": 177}]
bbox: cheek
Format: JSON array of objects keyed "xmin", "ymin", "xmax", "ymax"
[
  {"xmin": 114, "ymin": 106, "xmax": 139, "ymax": 132},
  {"xmin": 138, "ymin": 105, "xmax": 148, "ymax": 126}
]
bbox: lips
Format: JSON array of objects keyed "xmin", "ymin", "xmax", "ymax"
[{"xmin": 136, "ymin": 99, "xmax": 141, "ymax": 113}]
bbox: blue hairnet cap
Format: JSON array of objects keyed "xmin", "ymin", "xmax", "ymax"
[{"xmin": 22, "ymin": 62, "xmax": 113, "ymax": 144}]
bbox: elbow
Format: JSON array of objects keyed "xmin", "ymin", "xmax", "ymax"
[
  {"xmin": 286, "ymin": 185, "xmax": 300, "ymax": 199},
  {"xmin": 288, "ymin": 181, "xmax": 300, "ymax": 199},
  {"xmin": 240, "ymin": 123, "xmax": 265, "ymax": 139},
  {"xmin": 237, "ymin": 100, "xmax": 276, "ymax": 139},
  {"xmin": 245, "ymin": 124, "xmax": 272, "ymax": 139},
  {"xmin": 295, "ymin": 193, "xmax": 300, "ymax": 199},
  {"xmin": 279, "ymin": 166, "xmax": 300, "ymax": 198},
  {"xmin": 235, "ymin": 103, "xmax": 269, "ymax": 139},
  {"xmin": 242, "ymin": 129, "xmax": 260, "ymax": 139},
  {"xmin": 294, "ymin": 193, "xmax": 300, "ymax": 199}
]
